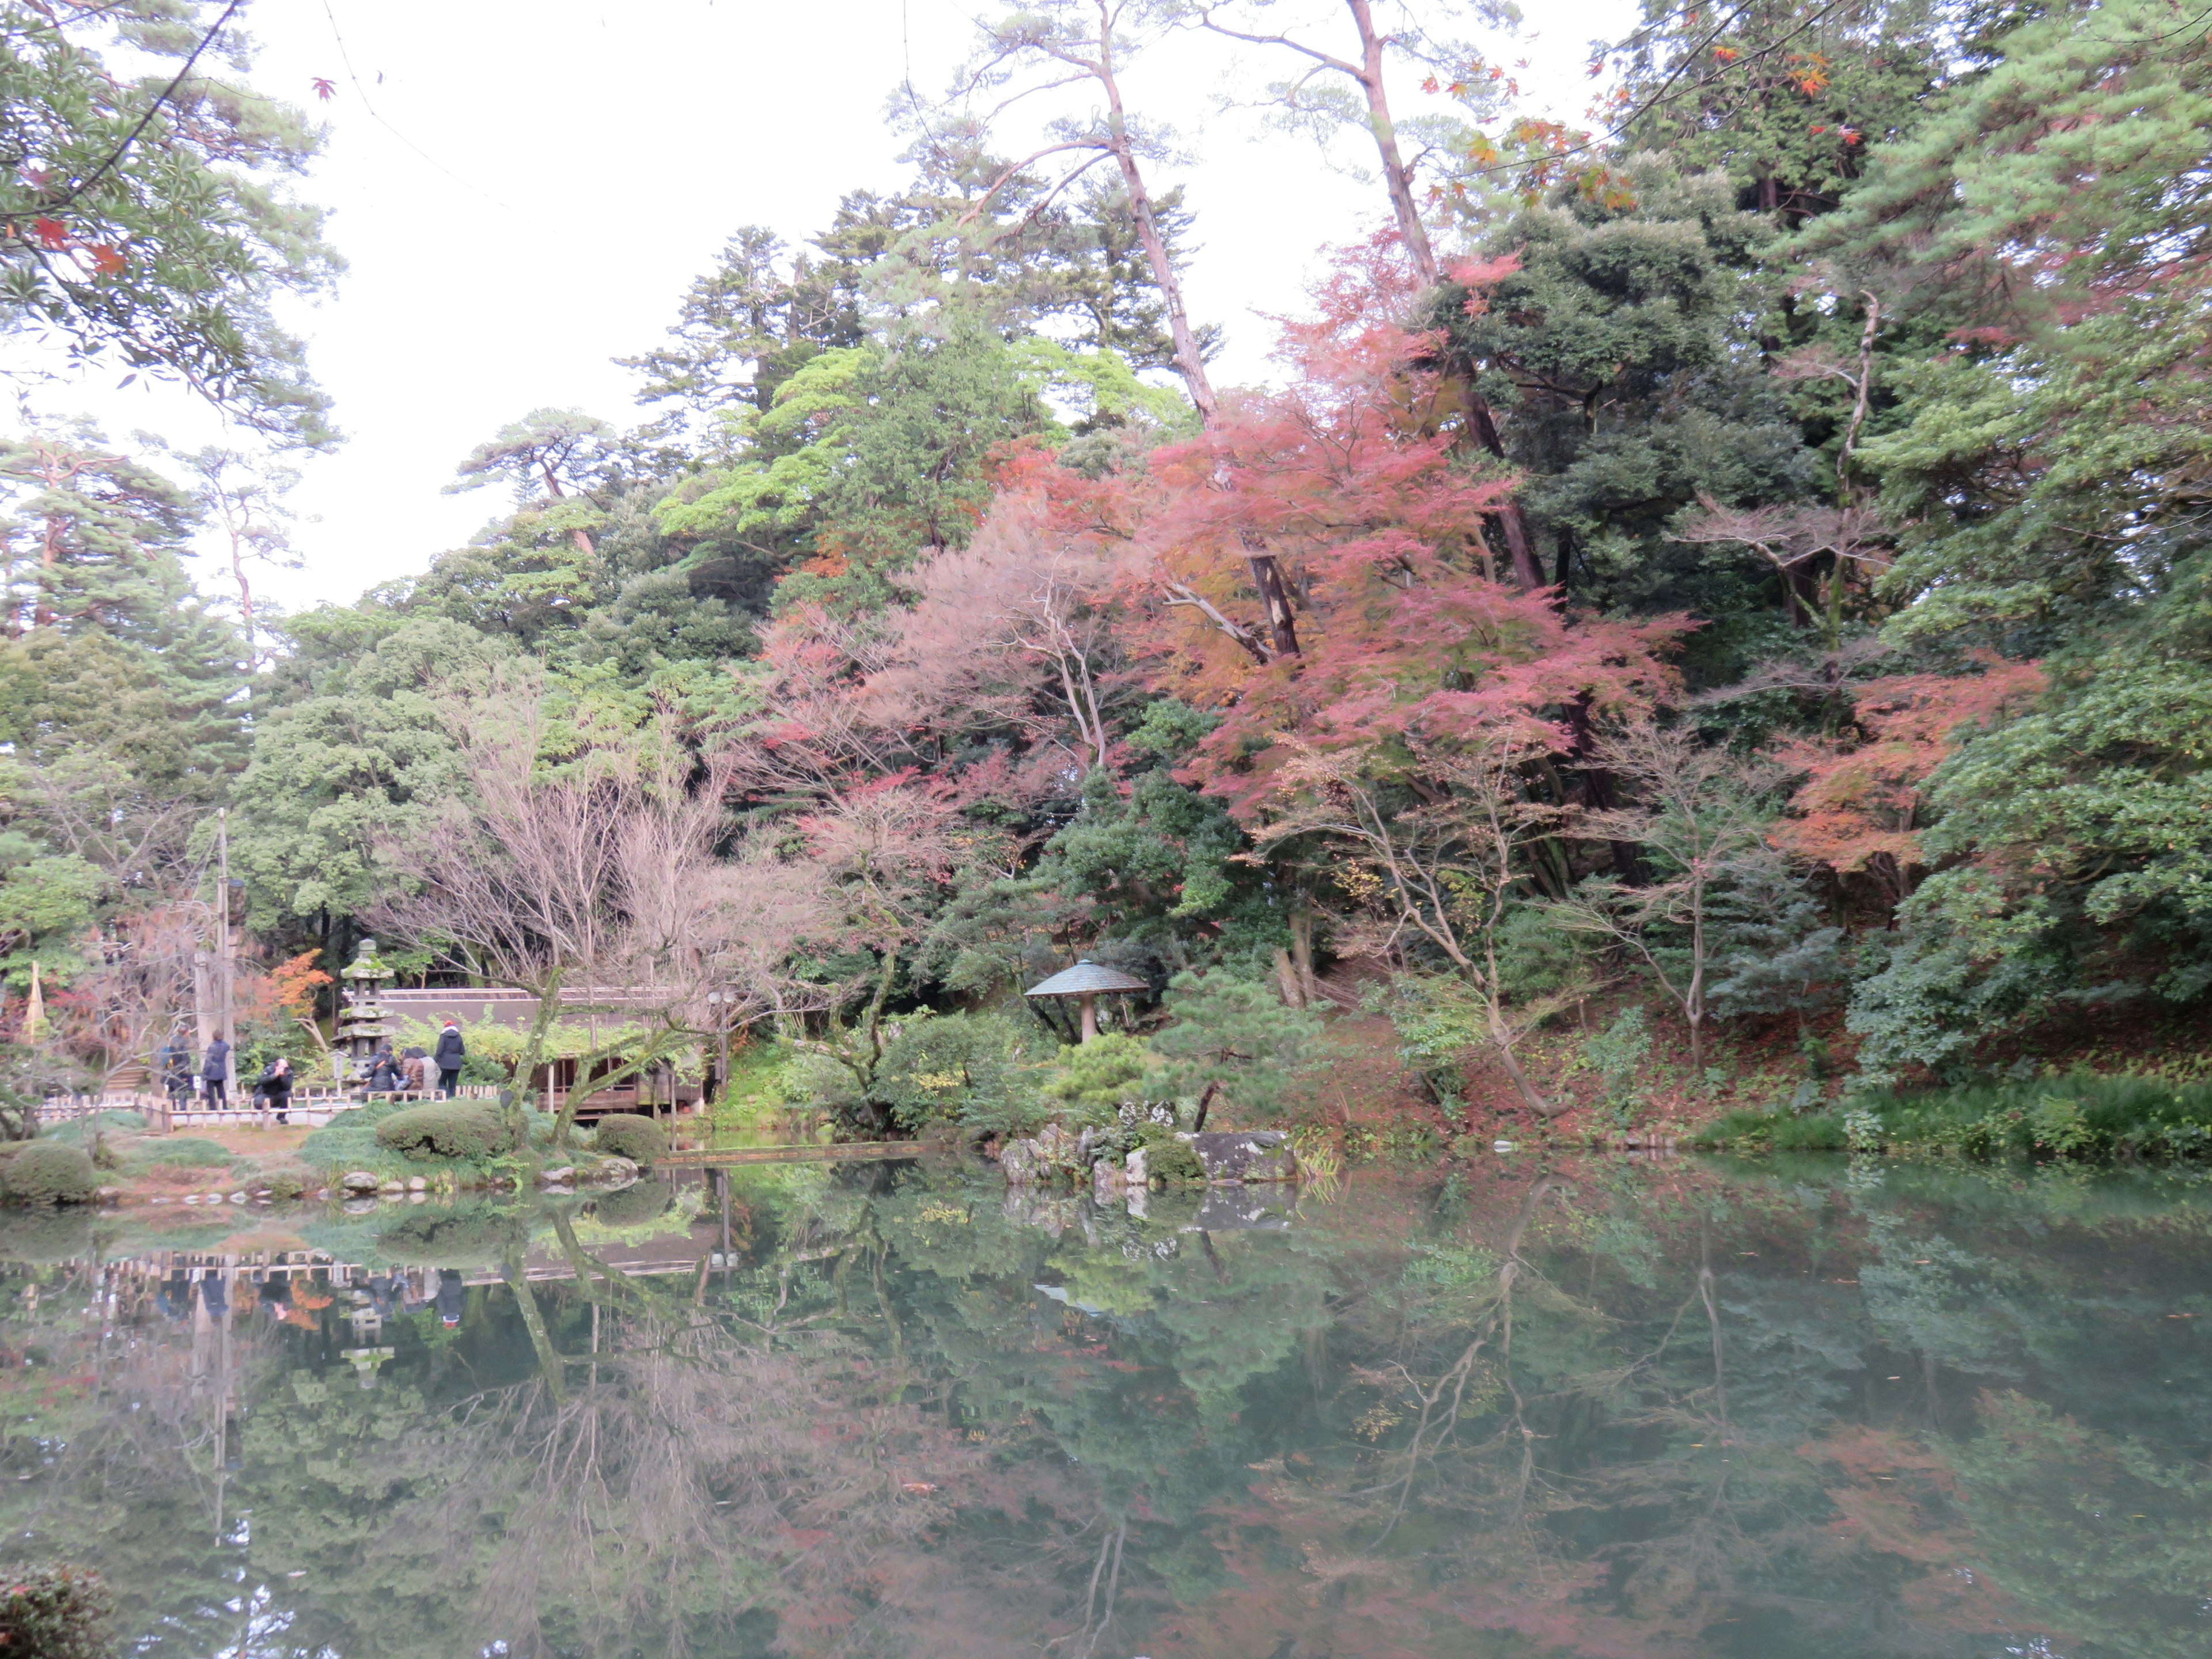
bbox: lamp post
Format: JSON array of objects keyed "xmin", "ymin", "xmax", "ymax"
[{"xmin": 705, "ymin": 991, "xmax": 730, "ymax": 1104}]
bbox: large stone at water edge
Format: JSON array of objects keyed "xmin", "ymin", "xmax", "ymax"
[
  {"xmin": 1033, "ymin": 1122, "xmax": 1081, "ymax": 1171},
  {"xmin": 1000, "ymin": 1138, "xmax": 1041, "ymax": 1184},
  {"xmin": 1184, "ymin": 1130, "xmax": 1297, "ymax": 1183},
  {"xmin": 341, "ymin": 1171, "xmax": 380, "ymax": 1194}
]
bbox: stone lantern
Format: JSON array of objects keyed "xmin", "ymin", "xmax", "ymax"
[
  {"xmin": 1024, "ymin": 960, "xmax": 1149, "ymax": 1043},
  {"xmin": 336, "ymin": 937, "xmax": 397, "ymax": 1085}
]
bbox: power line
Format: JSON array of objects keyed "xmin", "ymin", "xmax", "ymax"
[
  {"xmin": 317, "ymin": 0, "xmax": 513, "ymax": 210},
  {"xmin": 1460, "ymin": 0, "xmax": 1853, "ymax": 185}
]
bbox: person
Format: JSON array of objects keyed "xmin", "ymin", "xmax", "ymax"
[
  {"xmin": 433, "ymin": 1017, "xmax": 466, "ymax": 1098},
  {"xmin": 434, "ymin": 1267, "xmax": 465, "ymax": 1328},
  {"xmin": 367, "ymin": 1042, "xmax": 403, "ymax": 1093},
  {"xmin": 202, "ymin": 1035, "xmax": 231, "ymax": 1109},
  {"xmin": 257, "ymin": 1056, "xmax": 293, "ymax": 1124},
  {"xmin": 400, "ymin": 1047, "xmax": 428, "ymax": 1093},
  {"xmin": 162, "ymin": 1046, "xmax": 193, "ymax": 1111}
]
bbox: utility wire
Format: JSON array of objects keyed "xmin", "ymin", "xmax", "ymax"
[
  {"xmin": 1461, "ymin": 0, "xmax": 1852, "ymax": 183},
  {"xmin": 317, "ymin": 0, "xmax": 512, "ymax": 210}
]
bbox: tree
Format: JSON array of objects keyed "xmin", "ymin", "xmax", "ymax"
[
  {"xmin": 372, "ymin": 675, "xmax": 808, "ymax": 1147},
  {"xmin": 1608, "ymin": 0, "xmax": 1941, "ymax": 221},
  {"xmin": 0, "ymin": 1, "xmax": 341, "ymax": 443},
  {"xmin": 444, "ymin": 409, "xmax": 615, "ymax": 558},
  {"xmin": 1551, "ymin": 722, "xmax": 1784, "ymax": 1069},
  {"xmin": 1249, "ymin": 726, "xmax": 1569, "ymax": 1114},
  {"xmin": 1146, "ymin": 968, "xmax": 1326, "ymax": 1126},
  {"xmin": 1185, "ymin": 0, "xmax": 1563, "ymax": 586},
  {"xmin": 177, "ymin": 445, "xmax": 300, "ymax": 670}
]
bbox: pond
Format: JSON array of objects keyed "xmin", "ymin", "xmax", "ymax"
[{"xmin": 1, "ymin": 1153, "xmax": 2209, "ymax": 1658}]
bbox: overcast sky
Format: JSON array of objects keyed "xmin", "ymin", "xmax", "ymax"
[{"xmin": 38, "ymin": 0, "xmax": 1635, "ymax": 622}]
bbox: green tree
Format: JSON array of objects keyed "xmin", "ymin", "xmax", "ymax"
[
  {"xmin": 1146, "ymin": 969, "xmax": 1326, "ymax": 1126},
  {"xmin": 0, "ymin": 1, "xmax": 341, "ymax": 442}
]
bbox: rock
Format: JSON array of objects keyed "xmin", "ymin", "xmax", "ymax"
[
  {"xmin": 1091, "ymin": 1158, "xmax": 1124, "ymax": 1195},
  {"xmin": 1124, "ymin": 1146, "xmax": 1149, "ymax": 1188},
  {"xmin": 540, "ymin": 1166, "xmax": 576, "ymax": 1187},
  {"xmin": 1191, "ymin": 1188, "xmax": 1290, "ymax": 1230},
  {"xmin": 93, "ymin": 1186, "xmax": 122, "ymax": 1205},
  {"xmin": 378, "ymin": 1179, "xmax": 406, "ymax": 1195},
  {"xmin": 406, "ymin": 1176, "xmax": 427, "ymax": 1192},
  {"xmin": 1183, "ymin": 1130, "xmax": 1297, "ymax": 1184},
  {"xmin": 228, "ymin": 1192, "xmax": 247, "ymax": 1205},
  {"xmin": 340, "ymin": 1171, "xmax": 380, "ymax": 1195},
  {"xmin": 1000, "ymin": 1138, "xmax": 1041, "ymax": 1184},
  {"xmin": 595, "ymin": 1154, "xmax": 638, "ymax": 1186},
  {"xmin": 1125, "ymin": 1184, "xmax": 1149, "ymax": 1222},
  {"xmin": 1033, "ymin": 1122, "xmax": 1080, "ymax": 1172},
  {"xmin": 342, "ymin": 1197, "xmax": 377, "ymax": 1214}
]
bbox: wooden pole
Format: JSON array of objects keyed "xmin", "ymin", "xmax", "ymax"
[{"xmin": 1078, "ymin": 992, "xmax": 1098, "ymax": 1044}]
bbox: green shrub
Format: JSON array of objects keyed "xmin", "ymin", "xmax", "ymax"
[
  {"xmin": 370, "ymin": 1201, "xmax": 529, "ymax": 1268},
  {"xmin": 0, "ymin": 1144, "xmax": 97, "ymax": 1205},
  {"xmin": 1040, "ymin": 1033, "xmax": 1150, "ymax": 1119},
  {"xmin": 0, "ymin": 1562, "xmax": 112, "ymax": 1658},
  {"xmin": 590, "ymin": 1113, "xmax": 668, "ymax": 1165},
  {"xmin": 589, "ymin": 1177, "xmax": 672, "ymax": 1226},
  {"xmin": 374, "ymin": 1101, "xmax": 513, "ymax": 1162},
  {"xmin": 1146, "ymin": 1138, "xmax": 1206, "ymax": 1186},
  {"xmin": 874, "ymin": 1012, "xmax": 1042, "ymax": 1137},
  {"xmin": 1694, "ymin": 1109, "xmax": 1848, "ymax": 1152}
]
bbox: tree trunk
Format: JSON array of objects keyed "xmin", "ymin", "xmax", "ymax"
[
  {"xmin": 1094, "ymin": 12, "xmax": 1305, "ymax": 656},
  {"xmin": 1289, "ymin": 904, "xmax": 1319, "ymax": 1003},
  {"xmin": 1272, "ymin": 946, "xmax": 1307, "ymax": 1010},
  {"xmin": 1246, "ymin": 547, "xmax": 1301, "ymax": 656},
  {"xmin": 1346, "ymin": 0, "xmax": 1437, "ymax": 287}
]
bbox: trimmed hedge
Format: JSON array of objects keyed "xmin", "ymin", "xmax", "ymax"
[
  {"xmin": 0, "ymin": 1563, "xmax": 111, "ymax": 1659},
  {"xmin": 590, "ymin": 1113, "xmax": 668, "ymax": 1165},
  {"xmin": 375, "ymin": 1101, "xmax": 513, "ymax": 1162},
  {"xmin": 0, "ymin": 1144, "xmax": 97, "ymax": 1206}
]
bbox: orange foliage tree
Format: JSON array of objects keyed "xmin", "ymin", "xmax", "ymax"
[{"xmin": 1774, "ymin": 658, "xmax": 2045, "ymax": 903}]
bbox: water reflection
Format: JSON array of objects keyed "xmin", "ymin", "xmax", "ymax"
[{"xmin": 0, "ymin": 1156, "xmax": 2208, "ymax": 1657}]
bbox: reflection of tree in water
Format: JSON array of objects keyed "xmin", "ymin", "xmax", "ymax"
[{"xmin": 1, "ymin": 1160, "xmax": 2210, "ymax": 1657}]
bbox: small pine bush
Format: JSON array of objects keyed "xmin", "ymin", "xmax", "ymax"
[
  {"xmin": 0, "ymin": 1563, "xmax": 112, "ymax": 1658},
  {"xmin": 591, "ymin": 1113, "xmax": 668, "ymax": 1165},
  {"xmin": 0, "ymin": 1144, "xmax": 97, "ymax": 1205},
  {"xmin": 1147, "ymin": 1137, "xmax": 1206, "ymax": 1186},
  {"xmin": 375, "ymin": 1101, "xmax": 513, "ymax": 1162}
]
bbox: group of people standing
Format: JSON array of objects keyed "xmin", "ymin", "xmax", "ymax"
[{"xmin": 156, "ymin": 1019, "xmax": 469, "ymax": 1115}]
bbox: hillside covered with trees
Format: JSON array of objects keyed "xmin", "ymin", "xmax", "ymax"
[{"xmin": 5, "ymin": 0, "xmax": 2209, "ymax": 1145}]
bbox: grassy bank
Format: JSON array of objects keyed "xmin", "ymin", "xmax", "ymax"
[{"xmin": 1692, "ymin": 1070, "xmax": 2212, "ymax": 1162}]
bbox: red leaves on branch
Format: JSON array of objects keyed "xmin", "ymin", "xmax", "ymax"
[
  {"xmin": 311, "ymin": 77, "xmax": 337, "ymax": 101},
  {"xmin": 1772, "ymin": 657, "xmax": 2044, "ymax": 878},
  {"xmin": 29, "ymin": 217, "xmax": 66, "ymax": 249},
  {"xmin": 1101, "ymin": 240, "xmax": 1685, "ymax": 810}
]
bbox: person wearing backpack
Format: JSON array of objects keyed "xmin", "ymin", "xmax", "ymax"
[
  {"xmin": 433, "ymin": 1018, "xmax": 467, "ymax": 1098},
  {"xmin": 202, "ymin": 1035, "xmax": 231, "ymax": 1109}
]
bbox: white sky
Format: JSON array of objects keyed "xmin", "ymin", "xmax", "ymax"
[{"xmin": 32, "ymin": 0, "xmax": 1635, "ymax": 622}]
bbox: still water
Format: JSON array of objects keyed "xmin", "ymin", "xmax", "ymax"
[{"xmin": 2, "ymin": 1154, "xmax": 2209, "ymax": 1659}]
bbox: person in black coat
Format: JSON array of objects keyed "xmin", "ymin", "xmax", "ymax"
[
  {"xmin": 202, "ymin": 1036, "xmax": 230, "ymax": 1109},
  {"xmin": 433, "ymin": 1020, "xmax": 466, "ymax": 1098},
  {"xmin": 257, "ymin": 1056, "xmax": 294, "ymax": 1123},
  {"xmin": 161, "ymin": 1044, "xmax": 194, "ymax": 1108}
]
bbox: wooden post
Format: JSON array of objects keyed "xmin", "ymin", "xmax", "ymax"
[{"xmin": 1078, "ymin": 992, "xmax": 1098, "ymax": 1044}]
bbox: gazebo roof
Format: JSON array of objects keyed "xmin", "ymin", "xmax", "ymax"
[{"xmin": 1025, "ymin": 960, "xmax": 1150, "ymax": 998}]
